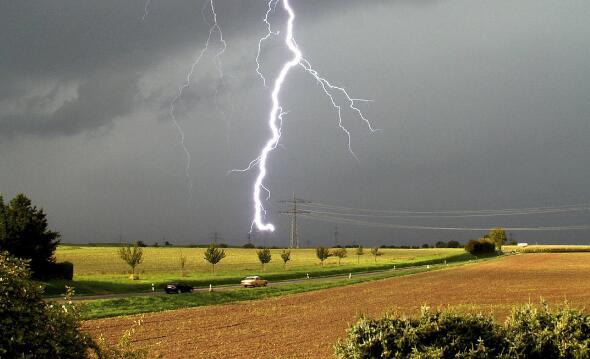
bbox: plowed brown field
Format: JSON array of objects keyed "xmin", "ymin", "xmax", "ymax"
[{"xmin": 83, "ymin": 253, "xmax": 590, "ymax": 358}]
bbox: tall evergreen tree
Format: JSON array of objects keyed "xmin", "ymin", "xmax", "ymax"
[{"xmin": 0, "ymin": 194, "xmax": 60, "ymax": 278}]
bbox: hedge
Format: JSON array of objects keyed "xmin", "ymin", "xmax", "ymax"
[{"xmin": 336, "ymin": 302, "xmax": 590, "ymax": 358}]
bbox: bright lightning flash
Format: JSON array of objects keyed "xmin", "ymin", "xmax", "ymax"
[{"xmin": 250, "ymin": 0, "xmax": 378, "ymax": 232}]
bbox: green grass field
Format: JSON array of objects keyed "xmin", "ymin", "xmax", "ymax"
[
  {"xmin": 79, "ymin": 266, "xmax": 439, "ymax": 320},
  {"xmin": 46, "ymin": 246, "xmax": 469, "ymax": 296}
]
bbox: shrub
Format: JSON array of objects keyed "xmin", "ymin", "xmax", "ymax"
[
  {"xmin": 335, "ymin": 302, "xmax": 590, "ymax": 359},
  {"xmin": 93, "ymin": 318, "xmax": 149, "ymax": 359},
  {"xmin": 447, "ymin": 240, "xmax": 461, "ymax": 248},
  {"xmin": 335, "ymin": 307, "xmax": 503, "ymax": 358},
  {"xmin": 465, "ymin": 238, "xmax": 496, "ymax": 255},
  {"xmin": 47, "ymin": 261, "xmax": 74, "ymax": 280},
  {"xmin": 503, "ymin": 302, "xmax": 590, "ymax": 358},
  {"xmin": 0, "ymin": 251, "xmax": 96, "ymax": 358}
]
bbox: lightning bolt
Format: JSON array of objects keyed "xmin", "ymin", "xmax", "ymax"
[
  {"xmin": 142, "ymin": 0, "xmax": 151, "ymax": 21},
  {"xmin": 169, "ymin": 0, "xmax": 226, "ymax": 198},
  {"xmin": 249, "ymin": 0, "xmax": 378, "ymax": 232},
  {"xmin": 256, "ymin": 0, "xmax": 280, "ymax": 87},
  {"xmin": 248, "ymin": 0, "xmax": 378, "ymax": 232}
]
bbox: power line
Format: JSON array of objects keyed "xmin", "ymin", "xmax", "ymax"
[
  {"xmin": 299, "ymin": 207, "xmax": 589, "ymax": 218},
  {"xmin": 299, "ymin": 201, "xmax": 590, "ymax": 216},
  {"xmin": 299, "ymin": 212, "xmax": 590, "ymax": 232}
]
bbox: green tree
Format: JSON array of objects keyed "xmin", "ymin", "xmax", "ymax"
[
  {"xmin": 355, "ymin": 246, "xmax": 364, "ymax": 264},
  {"xmin": 489, "ymin": 227, "xmax": 507, "ymax": 250},
  {"xmin": 0, "ymin": 251, "xmax": 97, "ymax": 358},
  {"xmin": 280, "ymin": 249, "xmax": 291, "ymax": 269},
  {"xmin": 179, "ymin": 250, "xmax": 187, "ymax": 277},
  {"xmin": 370, "ymin": 247, "xmax": 382, "ymax": 262},
  {"xmin": 118, "ymin": 243, "xmax": 144, "ymax": 279},
  {"xmin": 465, "ymin": 238, "xmax": 496, "ymax": 255},
  {"xmin": 316, "ymin": 247, "xmax": 331, "ymax": 267},
  {"xmin": 257, "ymin": 248, "xmax": 272, "ymax": 270},
  {"xmin": 447, "ymin": 240, "xmax": 461, "ymax": 248},
  {"xmin": 333, "ymin": 247, "xmax": 348, "ymax": 265},
  {"xmin": 0, "ymin": 194, "xmax": 60, "ymax": 278},
  {"xmin": 204, "ymin": 243, "xmax": 226, "ymax": 274}
]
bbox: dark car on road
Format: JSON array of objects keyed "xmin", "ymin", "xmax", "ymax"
[{"xmin": 165, "ymin": 283, "xmax": 193, "ymax": 294}]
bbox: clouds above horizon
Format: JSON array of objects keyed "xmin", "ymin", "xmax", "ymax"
[{"xmin": 0, "ymin": 0, "xmax": 589, "ymax": 246}]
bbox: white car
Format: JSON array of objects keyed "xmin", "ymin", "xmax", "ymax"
[{"xmin": 240, "ymin": 276, "xmax": 268, "ymax": 288}]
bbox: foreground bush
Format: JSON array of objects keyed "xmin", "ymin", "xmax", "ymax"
[
  {"xmin": 0, "ymin": 251, "xmax": 95, "ymax": 358},
  {"xmin": 335, "ymin": 303, "xmax": 590, "ymax": 358},
  {"xmin": 0, "ymin": 251, "xmax": 150, "ymax": 358}
]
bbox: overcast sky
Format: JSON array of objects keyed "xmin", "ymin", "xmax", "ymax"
[{"xmin": 1, "ymin": 0, "xmax": 589, "ymax": 246}]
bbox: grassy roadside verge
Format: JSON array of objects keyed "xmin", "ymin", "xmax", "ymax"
[
  {"xmin": 44, "ymin": 252, "xmax": 474, "ymax": 297},
  {"xmin": 79, "ymin": 254, "xmax": 501, "ymax": 320}
]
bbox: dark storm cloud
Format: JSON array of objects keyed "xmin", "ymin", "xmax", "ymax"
[
  {"xmin": 0, "ymin": 72, "xmax": 140, "ymax": 136},
  {"xmin": 0, "ymin": 0, "xmax": 383, "ymax": 137},
  {"xmin": 0, "ymin": 0, "xmax": 589, "ymax": 246}
]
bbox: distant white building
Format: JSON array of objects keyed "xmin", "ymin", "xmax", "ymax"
[{"xmin": 517, "ymin": 242, "xmax": 528, "ymax": 247}]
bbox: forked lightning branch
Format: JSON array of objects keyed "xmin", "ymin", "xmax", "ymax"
[{"xmin": 171, "ymin": 0, "xmax": 377, "ymax": 233}]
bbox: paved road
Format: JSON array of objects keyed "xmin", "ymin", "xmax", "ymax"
[{"xmin": 62, "ymin": 261, "xmax": 458, "ymax": 301}]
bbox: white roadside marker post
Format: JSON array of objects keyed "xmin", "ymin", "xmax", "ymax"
[
  {"xmin": 151, "ymin": 283, "xmax": 155, "ymax": 292},
  {"xmin": 209, "ymin": 284, "xmax": 212, "ymax": 292}
]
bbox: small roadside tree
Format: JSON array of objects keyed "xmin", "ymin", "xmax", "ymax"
[
  {"xmin": 355, "ymin": 246, "xmax": 364, "ymax": 264},
  {"xmin": 316, "ymin": 247, "xmax": 331, "ymax": 267},
  {"xmin": 370, "ymin": 247, "xmax": 382, "ymax": 263},
  {"xmin": 280, "ymin": 249, "xmax": 291, "ymax": 269},
  {"xmin": 257, "ymin": 248, "xmax": 272, "ymax": 270},
  {"xmin": 179, "ymin": 250, "xmax": 187, "ymax": 276},
  {"xmin": 118, "ymin": 243, "xmax": 143, "ymax": 280},
  {"xmin": 333, "ymin": 247, "xmax": 348, "ymax": 265},
  {"xmin": 204, "ymin": 243, "xmax": 226, "ymax": 274},
  {"xmin": 489, "ymin": 227, "xmax": 507, "ymax": 250}
]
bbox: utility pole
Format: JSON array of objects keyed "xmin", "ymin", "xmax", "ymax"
[
  {"xmin": 291, "ymin": 193, "xmax": 298, "ymax": 249},
  {"xmin": 279, "ymin": 193, "xmax": 310, "ymax": 249},
  {"xmin": 209, "ymin": 231, "xmax": 222, "ymax": 244}
]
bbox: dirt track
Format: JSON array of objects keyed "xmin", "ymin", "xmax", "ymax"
[{"xmin": 83, "ymin": 253, "xmax": 590, "ymax": 358}]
